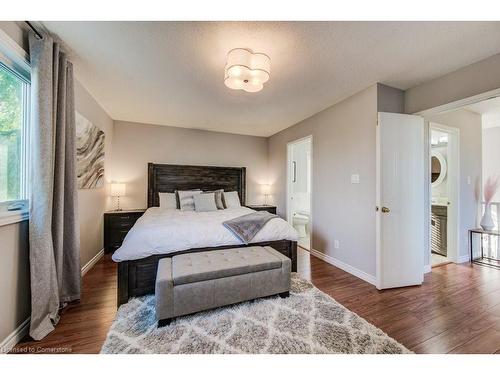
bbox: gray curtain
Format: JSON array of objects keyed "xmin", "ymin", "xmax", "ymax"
[{"xmin": 28, "ymin": 31, "xmax": 81, "ymax": 340}]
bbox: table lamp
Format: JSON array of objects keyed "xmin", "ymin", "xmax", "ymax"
[
  {"xmin": 261, "ymin": 184, "xmax": 270, "ymax": 206},
  {"xmin": 110, "ymin": 182, "xmax": 126, "ymax": 211}
]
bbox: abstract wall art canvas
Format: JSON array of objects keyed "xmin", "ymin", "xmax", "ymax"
[{"xmin": 76, "ymin": 111, "xmax": 105, "ymax": 189}]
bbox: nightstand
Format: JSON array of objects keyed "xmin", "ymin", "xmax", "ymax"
[
  {"xmin": 246, "ymin": 205, "xmax": 277, "ymax": 214},
  {"xmin": 104, "ymin": 209, "xmax": 146, "ymax": 253}
]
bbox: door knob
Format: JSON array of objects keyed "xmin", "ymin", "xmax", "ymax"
[{"xmin": 381, "ymin": 207, "xmax": 390, "ymax": 213}]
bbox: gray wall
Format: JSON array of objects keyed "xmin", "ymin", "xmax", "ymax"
[
  {"xmin": 425, "ymin": 109, "xmax": 482, "ymax": 262},
  {"xmin": 0, "ymin": 221, "xmax": 30, "ymax": 349},
  {"xmin": 110, "ymin": 121, "xmax": 269, "ymax": 209},
  {"xmin": 75, "ymin": 81, "xmax": 114, "ymax": 267},
  {"xmin": 483, "ymin": 126, "xmax": 500, "ymax": 202},
  {"xmin": 0, "ymin": 21, "xmax": 28, "ymax": 51},
  {"xmin": 377, "ymin": 83, "xmax": 404, "ymax": 113},
  {"xmin": 268, "ymin": 85, "xmax": 378, "ymax": 277},
  {"xmin": 405, "ymin": 53, "xmax": 500, "ymax": 114}
]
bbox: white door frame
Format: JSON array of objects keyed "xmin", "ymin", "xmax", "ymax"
[
  {"xmin": 286, "ymin": 135, "xmax": 313, "ymax": 251},
  {"xmin": 415, "ymin": 87, "xmax": 500, "ymax": 118},
  {"xmin": 428, "ymin": 123, "xmax": 460, "ymax": 266},
  {"xmin": 414, "ymin": 89, "xmax": 500, "ymax": 268}
]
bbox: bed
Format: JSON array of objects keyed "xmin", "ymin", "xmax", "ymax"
[{"xmin": 115, "ymin": 163, "xmax": 298, "ymax": 307}]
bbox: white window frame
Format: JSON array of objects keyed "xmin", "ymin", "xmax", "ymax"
[{"xmin": 0, "ymin": 29, "xmax": 31, "ymax": 226}]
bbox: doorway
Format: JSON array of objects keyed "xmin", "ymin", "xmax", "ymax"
[
  {"xmin": 429, "ymin": 124, "xmax": 460, "ymax": 267},
  {"xmin": 287, "ymin": 136, "xmax": 312, "ymax": 251}
]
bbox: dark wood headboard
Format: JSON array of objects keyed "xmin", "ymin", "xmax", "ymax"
[{"xmin": 147, "ymin": 163, "xmax": 246, "ymax": 208}]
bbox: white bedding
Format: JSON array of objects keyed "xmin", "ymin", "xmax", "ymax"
[{"xmin": 112, "ymin": 207, "xmax": 299, "ymax": 261}]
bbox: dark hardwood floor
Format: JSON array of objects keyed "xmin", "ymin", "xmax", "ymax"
[{"xmin": 13, "ymin": 248, "xmax": 500, "ymax": 354}]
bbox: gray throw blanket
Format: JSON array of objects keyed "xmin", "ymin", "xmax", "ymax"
[{"xmin": 223, "ymin": 211, "xmax": 278, "ymax": 244}]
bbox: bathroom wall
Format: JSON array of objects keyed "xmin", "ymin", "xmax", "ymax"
[{"xmin": 482, "ymin": 123, "xmax": 500, "ymax": 203}]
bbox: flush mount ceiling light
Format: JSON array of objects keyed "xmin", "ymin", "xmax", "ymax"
[{"xmin": 224, "ymin": 48, "xmax": 271, "ymax": 93}]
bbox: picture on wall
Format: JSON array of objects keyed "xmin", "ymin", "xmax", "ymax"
[{"xmin": 76, "ymin": 111, "xmax": 105, "ymax": 189}]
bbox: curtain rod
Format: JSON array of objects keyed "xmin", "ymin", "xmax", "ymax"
[{"xmin": 25, "ymin": 21, "xmax": 43, "ymax": 39}]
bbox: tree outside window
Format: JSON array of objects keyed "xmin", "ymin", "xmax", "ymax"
[{"xmin": 0, "ymin": 64, "xmax": 23, "ymax": 202}]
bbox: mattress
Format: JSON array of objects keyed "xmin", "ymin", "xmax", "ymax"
[{"xmin": 112, "ymin": 206, "xmax": 298, "ymax": 262}]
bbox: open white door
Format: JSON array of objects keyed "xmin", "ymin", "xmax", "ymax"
[{"xmin": 376, "ymin": 112, "xmax": 425, "ymax": 289}]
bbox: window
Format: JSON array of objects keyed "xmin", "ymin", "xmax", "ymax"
[
  {"xmin": 0, "ymin": 31, "xmax": 30, "ymax": 222},
  {"xmin": 0, "ymin": 63, "xmax": 29, "ymax": 202}
]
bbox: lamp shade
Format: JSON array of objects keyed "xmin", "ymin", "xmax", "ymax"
[
  {"xmin": 261, "ymin": 184, "xmax": 270, "ymax": 195},
  {"xmin": 110, "ymin": 183, "xmax": 126, "ymax": 197}
]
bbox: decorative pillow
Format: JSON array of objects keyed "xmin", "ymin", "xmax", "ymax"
[
  {"xmin": 194, "ymin": 193, "xmax": 218, "ymax": 212},
  {"xmin": 205, "ymin": 189, "xmax": 224, "ymax": 209},
  {"xmin": 177, "ymin": 190, "xmax": 202, "ymax": 211},
  {"xmin": 223, "ymin": 191, "xmax": 241, "ymax": 208},
  {"xmin": 158, "ymin": 192, "xmax": 177, "ymax": 209}
]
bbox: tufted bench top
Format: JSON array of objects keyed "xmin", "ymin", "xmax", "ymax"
[{"xmin": 171, "ymin": 246, "xmax": 284, "ymax": 285}]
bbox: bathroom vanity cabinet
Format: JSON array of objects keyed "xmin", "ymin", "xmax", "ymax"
[{"xmin": 431, "ymin": 205, "xmax": 447, "ymax": 256}]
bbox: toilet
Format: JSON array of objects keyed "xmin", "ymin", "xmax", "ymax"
[{"xmin": 292, "ymin": 212, "xmax": 310, "ymax": 238}]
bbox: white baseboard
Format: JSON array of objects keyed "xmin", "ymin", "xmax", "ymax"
[
  {"xmin": 424, "ymin": 264, "xmax": 432, "ymax": 273},
  {"xmin": 81, "ymin": 248, "xmax": 105, "ymax": 276},
  {"xmin": 0, "ymin": 317, "xmax": 29, "ymax": 354},
  {"xmin": 309, "ymin": 248, "xmax": 377, "ymax": 286}
]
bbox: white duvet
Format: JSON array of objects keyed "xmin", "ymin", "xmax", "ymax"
[{"xmin": 112, "ymin": 207, "xmax": 298, "ymax": 262}]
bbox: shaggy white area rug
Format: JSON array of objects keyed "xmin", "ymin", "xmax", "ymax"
[{"xmin": 101, "ymin": 274, "xmax": 411, "ymax": 354}]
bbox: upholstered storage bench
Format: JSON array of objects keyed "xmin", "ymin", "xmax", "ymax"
[{"xmin": 155, "ymin": 246, "xmax": 291, "ymax": 326}]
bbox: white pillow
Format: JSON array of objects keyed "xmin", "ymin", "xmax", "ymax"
[
  {"xmin": 194, "ymin": 193, "xmax": 218, "ymax": 212},
  {"xmin": 177, "ymin": 190, "xmax": 202, "ymax": 211},
  {"xmin": 223, "ymin": 191, "xmax": 241, "ymax": 208},
  {"xmin": 158, "ymin": 192, "xmax": 177, "ymax": 209}
]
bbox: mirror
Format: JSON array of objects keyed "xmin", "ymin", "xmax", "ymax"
[{"xmin": 431, "ymin": 150, "xmax": 447, "ymax": 186}]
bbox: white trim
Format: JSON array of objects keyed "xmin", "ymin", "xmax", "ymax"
[
  {"xmin": 457, "ymin": 254, "xmax": 471, "ymax": 263},
  {"xmin": 0, "ymin": 317, "xmax": 29, "ymax": 354},
  {"xmin": 424, "ymin": 264, "xmax": 432, "ymax": 273},
  {"xmin": 0, "ymin": 28, "xmax": 29, "ymax": 62},
  {"xmin": 416, "ymin": 87, "xmax": 500, "ymax": 117},
  {"xmin": 375, "ymin": 115, "xmax": 382, "ymax": 288},
  {"xmin": 309, "ymin": 248, "xmax": 377, "ymax": 286},
  {"xmin": 0, "ymin": 28, "xmax": 30, "ymax": 82},
  {"xmin": 0, "ymin": 209, "xmax": 28, "ymax": 227},
  {"xmin": 81, "ymin": 249, "xmax": 105, "ymax": 276}
]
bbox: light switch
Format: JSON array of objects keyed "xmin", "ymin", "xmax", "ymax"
[
  {"xmin": 351, "ymin": 174, "xmax": 360, "ymax": 184},
  {"xmin": 334, "ymin": 240, "xmax": 340, "ymax": 249},
  {"xmin": 467, "ymin": 176, "xmax": 471, "ymax": 185}
]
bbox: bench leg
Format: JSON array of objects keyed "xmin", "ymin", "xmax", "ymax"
[
  {"xmin": 158, "ymin": 318, "xmax": 172, "ymax": 328},
  {"xmin": 278, "ymin": 291, "xmax": 290, "ymax": 298}
]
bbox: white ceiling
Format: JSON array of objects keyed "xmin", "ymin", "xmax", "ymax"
[{"xmin": 42, "ymin": 21, "xmax": 500, "ymax": 137}]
